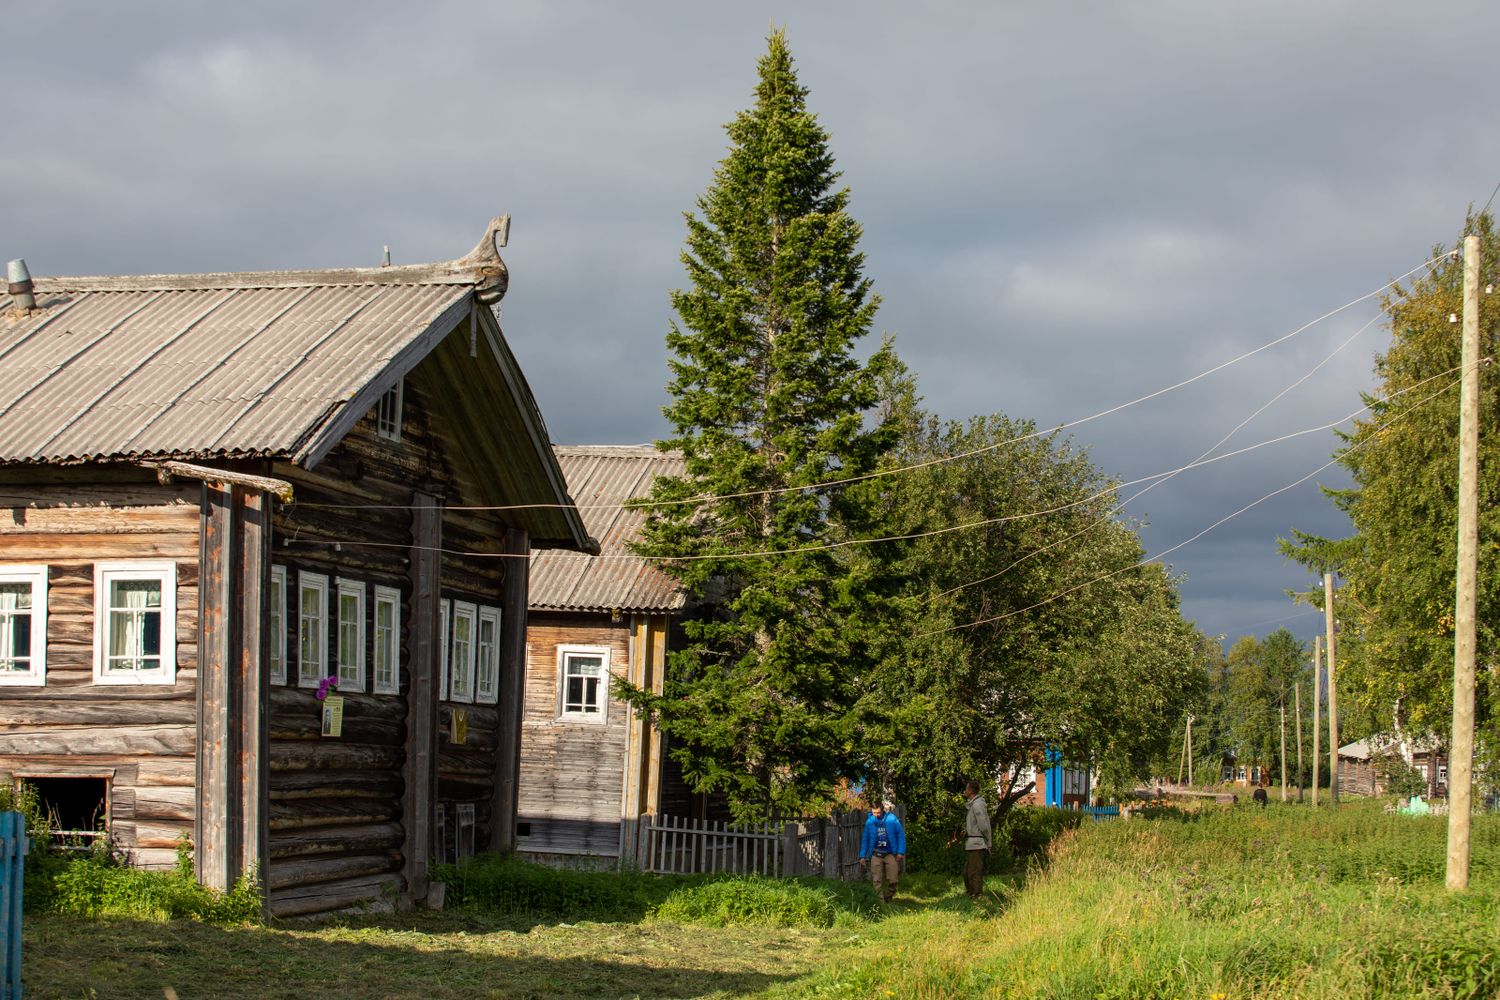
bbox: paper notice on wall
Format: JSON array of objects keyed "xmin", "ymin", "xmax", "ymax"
[
  {"xmin": 452, "ymin": 708, "xmax": 468, "ymax": 745},
  {"xmin": 321, "ymin": 696, "xmax": 344, "ymax": 738}
]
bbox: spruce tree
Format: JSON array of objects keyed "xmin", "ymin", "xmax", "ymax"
[{"xmin": 628, "ymin": 31, "xmax": 896, "ymax": 818}]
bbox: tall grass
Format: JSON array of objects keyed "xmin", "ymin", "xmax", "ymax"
[
  {"xmin": 1, "ymin": 783, "xmax": 261, "ymax": 924},
  {"xmin": 431, "ymin": 853, "xmax": 879, "ymax": 927},
  {"xmin": 779, "ymin": 802, "xmax": 1500, "ymax": 999}
]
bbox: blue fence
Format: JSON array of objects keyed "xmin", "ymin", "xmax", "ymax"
[
  {"xmin": 1078, "ymin": 804, "xmax": 1120, "ymax": 822},
  {"xmin": 0, "ymin": 811, "xmax": 25, "ymax": 1000}
]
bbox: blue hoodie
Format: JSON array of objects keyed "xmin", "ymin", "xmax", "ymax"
[{"xmin": 859, "ymin": 810, "xmax": 906, "ymax": 858}]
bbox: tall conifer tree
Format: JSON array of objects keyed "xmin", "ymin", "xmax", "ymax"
[{"xmin": 628, "ymin": 31, "xmax": 896, "ymax": 818}]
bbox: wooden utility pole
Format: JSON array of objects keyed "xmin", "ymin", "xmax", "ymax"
[
  {"xmin": 1312, "ymin": 636, "xmax": 1322, "ymax": 807},
  {"xmin": 1187, "ymin": 714, "xmax": 1195, "ymax": 786},
  {"xmin": 1280, "ymin": 699, "xmax": 1288, "ymax": 802},
  {"xmin": 1325, "ymin": 573, "xmax": 1339, "ymax": 804},
  {"xmin": 1177, "ymin": 718, "xmax": 1188, "ymax": 785},
  {"xmin": 1295, "ymin": 682, "xmax": 1304, "ymax": 803},
  {"xmin": 1447, "ymin": 233, "xmax": 1482, "ymax": 891}
]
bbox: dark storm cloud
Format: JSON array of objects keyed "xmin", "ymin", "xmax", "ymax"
[{"xmin": 5, "ymin": 1, "xmax": 1497, "ymax": 644}]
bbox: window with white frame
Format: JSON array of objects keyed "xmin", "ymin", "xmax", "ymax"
[
  {"xmin": 0, "ymin": 565, "xmax": 47, "ymax": 686},
  {"xmin": 298, "ymin": 571, "xmax": 329, "ymax": 688},
  {"xmin": 438, "ymin": 599, "xmax": 450, "ymax": 701},
  {"xmin": 93, "ymin": 561, "xmax": 176, "ymax": 685},
  {"xmin": 475, "ymin": 606, "xmax": 500, "ymax": 705},
  {"xmin": 269, "ymin": 565, "xmax": 287, "ymax": 685},
  {"xmin": 558, "ymin": 645, "xmax": 609, "ymax": 721},
  {"xmin": 372, "ymin": 585, "xmax": 400, "ymax": 695},
  {"xmin": 375, "ymin": 380, "xmax": 403, "ymax": 441},
  {"xmin": 336, "ymin": 578, "xmax": 366, "ymax": 693},
  {"xmin": 450, "ymin": 601, "xmax": 476, "ymax": 703}
]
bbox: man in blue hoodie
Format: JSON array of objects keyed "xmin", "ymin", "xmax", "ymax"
[{"xmin": 858, "ymin": 799, "xmax": 906, "ymax": 902}]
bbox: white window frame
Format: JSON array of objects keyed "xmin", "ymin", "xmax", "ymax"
[
  {"xmin": 92, "ymin": 560, "xmax": 176, "ymax": 686},
  {"xmin": 297, "ymin": 571, "xmax": 329, "ymax": 689},
  {"xmin": 475, "ymin": 606, "xmax": 500, "ymax": 705},
  {"xmin": 438, "ymin": 599, "xmax": 450, "ymax": 701},
  {"xmin": 336, "ymin": 578, "xmax": 366, "ymax": 693},
  {"xmin": 0, "ymin": 564, "xmax": 48, "ymax": 687},
  {"xmin": 372, "ymin": 585, "xmax": 401, "ymax": 695},
  {"xmin": 449, "ymin": 601, "xmax": 477, "ymax": 704},
  {"xmin": 268, "ymin": 565, "xmax": 288, "ymax": 685},
  {"xmin": 375, "ymin": 379, "xmax": 403, "ymax": 442},
  {"xmin": 557, "ymin": 644, "xmax": 610, "ymax": 723}
]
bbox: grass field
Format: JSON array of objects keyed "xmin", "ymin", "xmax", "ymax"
[{"xmin": 22, "ymin": 801, "xmax": 1500, "ymax": 999}]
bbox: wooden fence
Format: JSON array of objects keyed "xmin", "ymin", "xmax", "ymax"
[
  {"xmin": 1, "ymin": 812, "xmax": 26, "ymax": 1000},
  {"xmin": 624, "ymin": 811, "xmax": 870, "ymax": 880}
]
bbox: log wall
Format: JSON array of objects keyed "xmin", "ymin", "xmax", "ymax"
[
  {"xmin": 0, "ymin": 475, "xmax": 201, "ymax": 869},
  {"xmin": 267, "ymin": 385, "xmax": 514, "ymax": 915}
]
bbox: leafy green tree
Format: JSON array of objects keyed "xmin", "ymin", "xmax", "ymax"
[
  {"xmin": 1282, "ymin": 215, "xmax": 1499, "ymax": 762},
  {"xmin": 1224, "ymin": 629, "xmax": 1308, "ymax": 783},
  {"xmin": 852, "ymin": 393, "xmax": 1206, "ymax": 824},
  {"xmin": 625, "ymin": 31, "xmax": 897, "ymax": 818}
]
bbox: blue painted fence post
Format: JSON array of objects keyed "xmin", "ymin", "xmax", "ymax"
[{"xmin": 0, "ymin": 811, "xmax": 26, "ymax": 1000}]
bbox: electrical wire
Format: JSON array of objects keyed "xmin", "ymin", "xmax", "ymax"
[
  {"xmin": 281, "ymin": 362, "xmax": 1473, "ymax": 565},
  {"xmin": 928, "ymin": 309, "xmax": 1388, "ymax": 603},
  {"xmin": 916, "ymin": 370, "xmax": 1468, "ymax": 637},
  {"xmin": 286, "ymin": 253, "xmax": 1454, "ymax": 517}
]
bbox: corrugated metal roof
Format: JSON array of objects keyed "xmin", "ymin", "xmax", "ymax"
[
  {"xmin": 529, "ymin": 445, "xmax": 687, "ymax": 613},
  {"xmin": 0, "ymin": 279, "xmax": 469, "ymax": 464},
  {"xmin": 0, "ymin": 219, "xmax": 595, "ymax": 553}
]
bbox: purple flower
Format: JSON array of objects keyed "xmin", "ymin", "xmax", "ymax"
[{"xmin": 316, "ymin": 675, "xmax": 339, "ymax": 701}]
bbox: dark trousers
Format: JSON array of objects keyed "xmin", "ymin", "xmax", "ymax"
[{"xmin": 965, "ymin": 848, "xmax": 988, "ymax": 898}]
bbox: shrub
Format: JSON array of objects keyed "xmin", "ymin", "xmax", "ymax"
[
  {"xmin": 905, "ymin": 805, "xmax": 1081, "ymax": 875},
  {"xmin": 651, "ymin": 875, "xmax": 877, "ymax": 927},
  {"xmin": 49, "ymin": 846, "xmax": 260, "ymax": 924}
]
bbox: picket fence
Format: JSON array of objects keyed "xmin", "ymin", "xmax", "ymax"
[
  {"xmin": 0, "ymin": 812, "xmax": 26, "ymax": 1000},
  {"xmin": 623, "ymin": 811, "xmax": 868, "ymax": 879}
]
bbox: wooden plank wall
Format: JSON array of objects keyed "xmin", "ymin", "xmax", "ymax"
[
  {"xmin": 0, "ymin": 477, "xmax": 201, "ymax": 869},
  {"xmin": 516, "ymin": 612, "xmax": 631, "ymax": 857}
]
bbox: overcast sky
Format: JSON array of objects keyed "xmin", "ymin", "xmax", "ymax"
[{"xmin": 6, "ymin": 2, "xmax": 1497, "ymax": 648}]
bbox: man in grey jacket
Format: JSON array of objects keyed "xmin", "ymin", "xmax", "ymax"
[{"xmin": 964, "ymin": 780, "xmax": 991, "ymax": 900}]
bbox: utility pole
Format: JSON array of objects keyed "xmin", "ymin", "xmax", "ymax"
[
  {"xmin": 1280, "ymin": 698, "xmax": 1288, "ymax": 803},
  {"xmin": 1187, "ymin": 714, "xmax": 1195, "ymax": 786},
  {"xmin": 1177, "ymin": 718, "xmax": 1188, "ymax": 785},
  {"xmin": 1312, "ymin": 636, "xmax": 1322, "ymax": 807},
  {"xmin": 1295, "ymin": 682, "xmax": 1304, "ymax": 803},
  {"xmin": 1325, "ymin": 573, "xmax": 1339, "ymax": 804},
  {"xmin": 1447, "ymin": 233, "xmax": 1482, "ymax": 891}
]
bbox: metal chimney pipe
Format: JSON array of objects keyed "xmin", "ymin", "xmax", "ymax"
[{"xmin": 7, "ymin": 258, "xmax": 35, "ymax": 311}]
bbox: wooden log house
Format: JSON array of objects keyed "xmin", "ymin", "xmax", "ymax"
[
  {"xmin": 518, "ymin": 445, "xmax": 704, "ymax": 863},
  {"xmin": 0, "ymin": 218, "xmax": 596, "ymax": 915}
]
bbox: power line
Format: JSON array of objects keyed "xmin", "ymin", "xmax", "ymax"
[
  {"xmin": 282, "ymin": 361, "xmax": 1464, "ymax": 566},
  {"xmin": 288, "ymin": 254, "xmax": 1451, "ymax": 517},
  {"xmin": 917, "ymin": 371, "xmax": 1467, "ymax": 637},
  {"xmin": 928, "ymin": 309, "xmax": 1386, "ymax": 603}
]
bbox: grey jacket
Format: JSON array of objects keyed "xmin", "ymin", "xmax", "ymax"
[{"xmin": 965, "ymin": 794, "xmax": 992, "ymax": 851}]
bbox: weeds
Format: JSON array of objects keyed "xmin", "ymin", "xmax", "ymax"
[{"xmin": 653, "ymin": 876, "xmax": 878, "ymax": 927}]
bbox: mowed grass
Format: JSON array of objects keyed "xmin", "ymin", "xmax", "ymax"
[
  {"xmin": 21, "ymin": 802, "xmax": 1500, "ymax": 999},
  {"xmin": 25, "ymin": 908, "xmax": 843, "ymax": 999},
  {"xmin": 773, "ymin": 802, "xmax": 1500, "ymax": 999}
]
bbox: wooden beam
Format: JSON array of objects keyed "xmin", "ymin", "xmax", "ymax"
[
  {"xmin": 149, "ymin": 461, "xmax": 294, "ymax": 503},
  {"xmin": 490, "ymin": 526, "xmax": 529, "ymax": 853},
  {"xmin": 236, "ymin": 487, "xmax": 271, "ymax": 903},
  {"xmin": 401, "ymin": 492, "xmax": 442, "ymax": 902},
  {"xmin": 195, "ymin": 485, "xmax": 272, "ymax": 900},
  {"xmin": 196, "ymin": 483, "xmax": 234, "ymax": 889}
]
